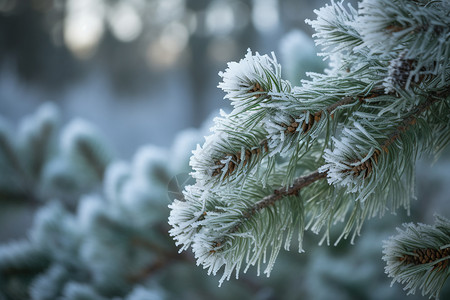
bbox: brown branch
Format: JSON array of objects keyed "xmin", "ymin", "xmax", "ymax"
[
  {"xmin": 386, "ymin": 22, "xmax": 446, "ymax": 35},
  {"xmin": 210, "ymin": 170, "xmax": 327, "ymax": 252},
  {"xmin": 240, "ymin": 170, "xmax": 327, "ymax": 221},
  {"xmin": 212, "ymin": 90, "xmax": 385, "ymax": 179},
  {"xmin": 344, "ymin": 92, "xmax": 443, "ymax": 178},
  {"xmin": 381, "ymin": 94, "xmax": 440, "ymax": 150},
  {"xmin": 283, "ymin": 89, "xmax": 386, "ymax": 136},
  {"xmin": 326, "ymin": 95, "xmax": 363, "ymax": 114},
  {"xmin": 128, "ymin": 237, "xmax": 193, "ymax": 283}
]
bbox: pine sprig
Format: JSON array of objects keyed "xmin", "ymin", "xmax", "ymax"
[
  {"xmin": 218, "ymin": 49, "xmax": 292, "ymax": 117},
  {"xmin": 383, "ymin": 215, "xmax": 450, "ymax": 299},
  {"xmin": 210, "ymin": 139, "xmax": 269, "ymax": 179},
  {"xmin": 306, "ymin": 0, "xmax": 362, "ymax": 57},
  {"xmin": 170, "ymin": 146, "xmax": 328, "ymax": 285},
  {"xmin": 213, "ymin": 170, "xmax": 326, "ymax": 241},
  {"xmin": 61, "ymin": 119, "xmax": 113, "ymax": 180},
  {"xmin": 358, "ymin": 0, "xmax": 450, "ymax": 63},
  {"xmin": 189, "ymin": 113, "xmax": 273, "ymax": 188},
  {"xmin": 321, "ymin": 91, "xmax": 447, "ymax": 206}
]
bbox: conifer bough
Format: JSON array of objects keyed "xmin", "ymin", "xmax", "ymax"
[{"xmin": 169, "ymin": 0, "xmax": 450, "ymax": 297}]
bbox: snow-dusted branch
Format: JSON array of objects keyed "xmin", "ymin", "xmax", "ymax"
[
  {"xmin": 218, "ymin": 170, "xmax": 326, "ymax": 238},
  {"xmin": 383, "ymin": 215, "xmax": 450, "ymax": 299},
  {"xmin": 333, "ymin": 90, "xmax": 444, "ymax": 180},
  {"xmin": 169, "ymin": 0, "xmax": 450, "ymax": 294}
]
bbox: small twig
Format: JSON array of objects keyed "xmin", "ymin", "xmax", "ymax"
[
  {"xmin": 212, "ymin": 140, "xmax": 269, "ymax": 178},
  {"xmin": 127, "ymin": 258, "xmax": 169, "ymax": 283},
  {"xmin": 343, "ymin": 90, "xmax": 444, "ymax": 178},
  {"xmin": 283, "ymin": 88, "xmax": 387, "ymax": 135},
  {"xmin": 128, "ymin": 237, "xmax": 193, "ymax": 283},
  {"xmin": 380, "ymin": 93, "xmax": 441, "ymax": 151},
  {"xmin": 231, "ymin": 170, "xmax": 327, "ymax": 233},
  {"xmin": 208, "ymin": 170, "xmax": 327, "ymax": 252},
  {"xmin": 325, "ymin": 95, "xmax": 362, "ymax": 114}
]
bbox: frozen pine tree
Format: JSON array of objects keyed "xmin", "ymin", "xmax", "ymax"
[{"xmin": 169, "ymin": 0, "xmax": 450, "ymax": 298}]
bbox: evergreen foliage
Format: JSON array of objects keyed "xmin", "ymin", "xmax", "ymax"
[
  {"xmin": 383, "ymin": 215, "xmax": 450, "ymax": 299},
  {"xmin": 0, "ymin": 105, "xmax": 265, "ymax": 299},
  {"xmin": 169, "ymin": 0, "xmax": 450, "ymax": 296},
  {"xmin": 0, "ymin": 103, "xmax": 113, "ymax": 206},
  {"xmin": 0, "ymin": 0, "xmax": 449, "ymax": 299}
]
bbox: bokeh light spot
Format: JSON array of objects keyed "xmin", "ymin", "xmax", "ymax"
[
  {"xmin": 206, "ymin": 0, "xmax": 235, "ymax": 36},
  {"xmin": 107, "ymin": 2, "xmax": 142, "ymax": 43},
  {"xmin": 146, "ymin": 22, "xmax": 189, "ymax": 69},
  {"xmin": 252, "ymin": 0, "xmax": 279, "ymax": 33},
  {"xmin": 64, "ymin": 0, "xmax": 105, "ymax": 59},
  {"xmin": 208, "ymin": 37, "xmax": 238, "ymax": 63}
]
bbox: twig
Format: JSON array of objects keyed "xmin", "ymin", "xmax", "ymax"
[
  {"xmin": 212, "ymin": 91, "xmax": 381, "ymax": 179},
  {"xmin": 207, "ymin": 170, "xmax": 327, "ymax": 252},
  {"xmin": 343, "ymin": 89, "xmax": 445, "ymax": 178},
  {"xmin": 380, "ymin": 92, "xmax": 442, "ymax": 151},
  {"xmin": 128, "ymin": 237, "xmax": 193, "ymax": 283},
  {"xmin": 127, "ymin": 258, "xmax": 169, "ymax": 283},
  {"xmin": 229, "ymin": 170, "xmax": 327, "ymax": 234}
]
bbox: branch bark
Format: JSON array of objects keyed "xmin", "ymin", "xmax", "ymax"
[{"xmin": 227, "ymin": 170, "xmax": 327, "ymax": 235}]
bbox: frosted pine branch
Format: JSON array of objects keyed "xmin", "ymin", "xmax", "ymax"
[
  {"xmin": 169, "ymin": 0, "xmax": 450, "ymax": 293},
  {"xmin": 215, "ymin": 170, "xmax": 326, "ymax": 238},
  {"xmin": 321, "ymin": 89, "xmax": 448, "ymax": 202},
  {"xmin": 383, "ymin": 215, "xmax": 450, "ymax": 299}
]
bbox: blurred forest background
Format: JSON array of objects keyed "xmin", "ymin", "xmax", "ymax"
[
  {"xmin": 0, "ymin": 0, "xmax": 449, "ymax": 299},
  {"xmin": 0, "ymin": 0, "xmax": 331, "ymax": 241},
  {"xmin": 0, "ymin": 0, "xmax": 330, "ymax": 155}
]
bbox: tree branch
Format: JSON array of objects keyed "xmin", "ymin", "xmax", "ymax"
[
  {"xmin": 128, "ymin": 237, "xmax": 193, "ymax": 283},
  {"xmin": 218, "ymin": 170, "xmax": 327, "ymax": 241},
  {"xmin": 211, "ymin": 90, "xmax": 447, "ymax": 249},
  {"xmin": 212, "ymin": 90, "xmax": 386, "ymax": 179},
  {"xmin": 343, "ymin": 90, "xmax": 445, "ymax": 178},
  {"xmin": 241, "ymin": 170, "xmax": 326, "ymax": 222},
  {"xmin": 380, "ymin": 91, "xmax": 443, "ymax": 151}
]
